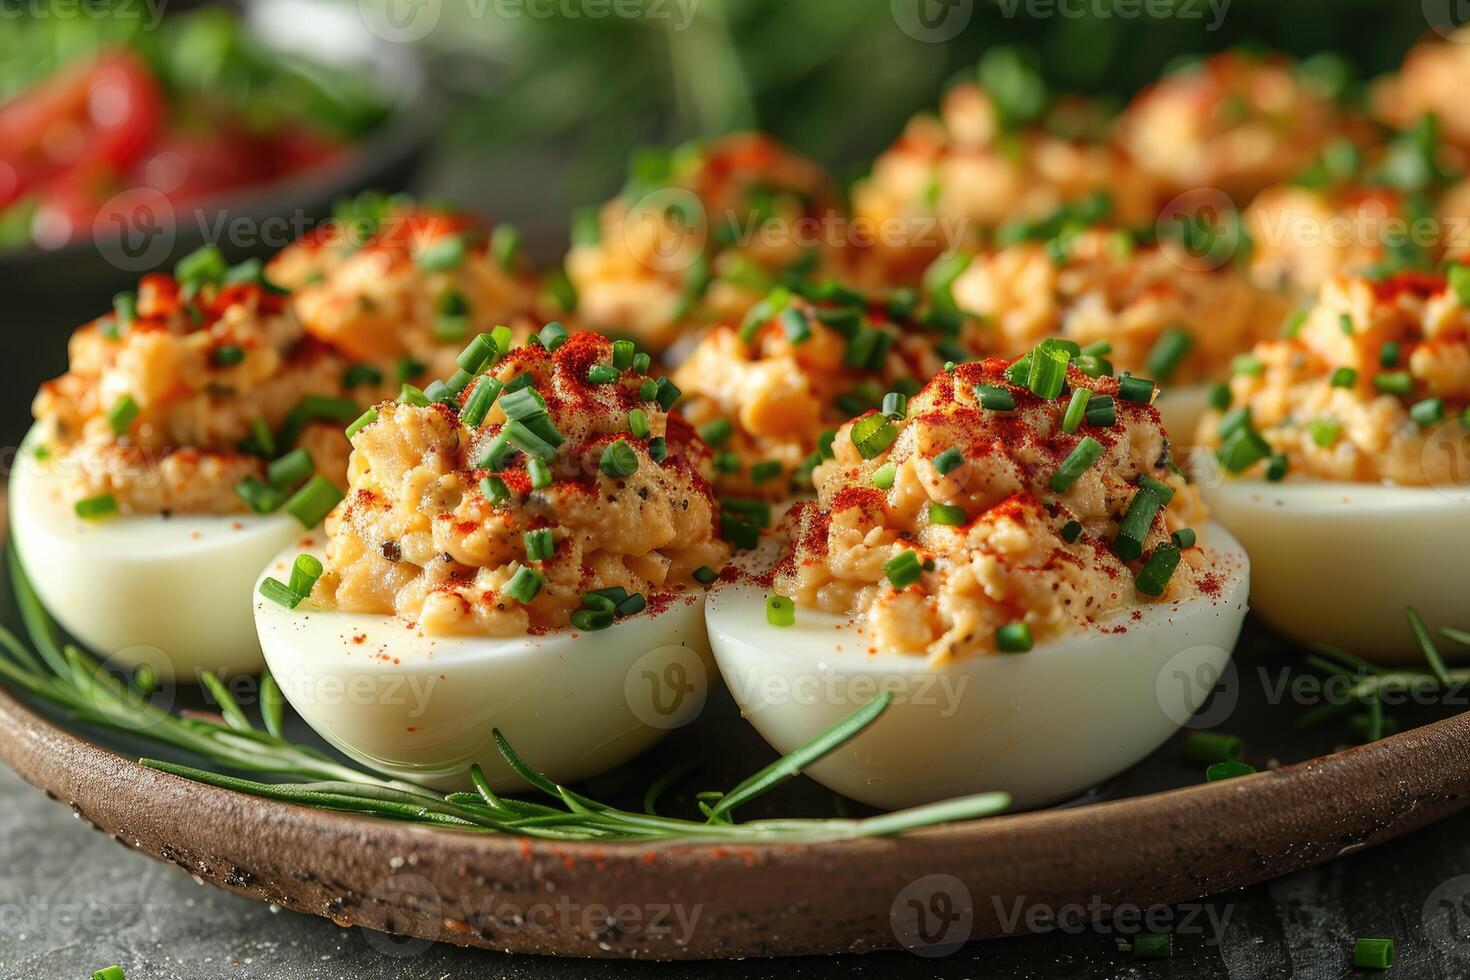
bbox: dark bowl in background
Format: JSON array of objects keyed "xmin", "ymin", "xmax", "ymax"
[{"xmin": 0, "ymin": 0, "xmax": 435, "ymax": 447}]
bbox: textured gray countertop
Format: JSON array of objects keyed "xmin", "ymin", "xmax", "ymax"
[{"xmin": 4, "ymin": 760, "xmax": 1469, "ymax": 980}]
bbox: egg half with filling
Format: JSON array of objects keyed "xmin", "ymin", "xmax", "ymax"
[
  {"xmin": 1195, "ymin": 270, "xmax": 1470, "ymax": 661},
  {"xmin": 707, "ymin": 357, "xmax": 1249, "ymax": 810},
  {"xmin": 12, "ymin": 261, "xmax": 358, "ymax": 680},
  {"xmin": 255, "ymin": 330, "xmax": 730, "ymax": 789}
]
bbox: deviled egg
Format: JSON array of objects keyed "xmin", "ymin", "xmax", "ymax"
[
  {"xmin": 946, "ymin": 224, "xmax": 1293, "ymax": 442},
  {"xmin": 11, "ymin": 253, "xmax": 360, "ymax": 679},
  {"xmin": 563, "ymin": 132, "xmax": 838, "ymax": 352},
  {"xmin": 707, "ymin": 354, "xmax": 1249, "ymax": 809},
  {"xmin": 1195, "ymin": 270, "xmax": 1470, "ymax": 660},
  {"xmin": 255, "ymin": 329, "xmax": 731, "ymax": 789}
]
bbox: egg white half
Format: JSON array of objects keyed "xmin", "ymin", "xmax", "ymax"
[
  {"xmin": 705, "ymin": 523, "xmax": 1250, "ymax": 810},
  {"xmin": 1199, "ymin": 474, "xmax": 1470, "ymax": 662},
  {"xmin": 9, "ymin": 429, "xmax": 304, "ymax": 680},
  {"xmin": 253, "ymin": 537, "xmax": 714, "ymax": 791}
]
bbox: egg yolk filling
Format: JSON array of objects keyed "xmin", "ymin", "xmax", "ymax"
[
  {"xmin": 314, "ymin": 331, "xmax": 731, "ymax": 636},
  {"xmin": 770, "ymin": 355, "xmax": 1212, "ymax": 659},
  {"xmin": 1197, "ymin": 269, "xmax": 1470, "ymax": 486},
  {"xmin": 946, "ymin": 227, "xmax": 1292, "ymax": 387},
  {"xmin": 673, "ymin": 288, "xmax": 950, "ymax": 500},
  {"xmin": 32, "ymin": 268, "xmax": 355, "ymax": 516}
]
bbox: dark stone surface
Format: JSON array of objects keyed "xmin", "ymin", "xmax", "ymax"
[{"xmin": 3, "ymin": 759, "xmax": 1468, "ymax": 979}]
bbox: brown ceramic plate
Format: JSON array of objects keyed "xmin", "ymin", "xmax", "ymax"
[{"xmin": 1, "ymin": 544, "xmax": 1467, "ymax": 960}]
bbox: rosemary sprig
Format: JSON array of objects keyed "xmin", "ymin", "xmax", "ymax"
[{"xmin": 0, "ymin": 546, "xmax": 1010, "ymax": 842}]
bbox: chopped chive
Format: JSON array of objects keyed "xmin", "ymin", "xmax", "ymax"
[
  {"xmin": 1133, "ymin": 933, "xmax": 1172, "ymax": 959},
  {"xmin": 882, "ymin": 391, "xmax": 908, "ymax": 419},
  {"xmin": 1282, "ymin": 310, "xmax": 1306, "ymax": 338},
  {"xmin": 460, "ymin": 377, "xmax": 504, "ymax": 428},
  {"xmin": 1379, "ymin": 340, "xmax": 1401, "ymax": 367},
  {"xmin": 284, "ymin": 476, "xmax": 344, "ymax": 527},
  {"xmin": 720, "ymin": 514, "xmax": 758, "ymax": 549},
  {"xmin": 106, "ymin": 394, "xmax": 139, "ymax": 436},
  {"xmin": 504, "ymin": 419, "xmax": 560, "ymax": 460},
  {"xmin": 433, "ymin": 313, "xmax": 469, "ymax": 342},
  {"xmin": 1115, "ymin": 489, "xmax": 1164, "ymax": 562},
  {"xmin": 258, "ymin": 577, "xmax": 305, "ymax": 609},
  {"xmin": 267, "ymin": 448, "xmax": 314, "ymax": 490},
  {"xmin": 1170, "ymin": 527, "xmax": 1197, "ymax": 549},
  {"xmin": 492, "ymin": 224, "xmax": 523, "ymax": 271},
  {"xmin": 1217, "ymin": 406, "xmax": 1253, "ymax": 439},
  {"xmin": 995, "ymin": 622, "xmax": 1033, "ymax": 653},
  {"xmin": 1050, "ymin": 436, "xmax": 1104, "ymax": 492},
  {"xmin": 175, "ymin": 244, "xmax": 227, "ymax": 286},
  {"xmin": 1060, "ymin": 520, "xmax": 1083, "ymax": 543},
  {"xmin": 1230, "ymin": 354, "xmax": 1263, "ymax": 376},
  {"xmin": 212, "ymin": 345, "xmax": 245, "ymax": 367},
  {"xmin": 870, "ymin": 462, "xmax": 897, "ymax": 489},
  {"xmin": 488, "ymin": 325, "xmax": 513, "ymax": 357},
  {"xmin": 1083, "ymin": 395, "xmax": 1116, "ymax": 427},
  {"xmin": 499, "ymin": 386, "xmax": 548, "ymax": 422},
  {"xmin": 1339, "ymin": 313, "xmax": 1354, "ymax": 336},
  {"xmin": 1330, "ymin": 367, "xmax": 1357, "ymax": 388},
  {"xmin": 654, "ymin": 377, "xmax": 681, "ymax": 410},
  {"xmin": 818, "ymin": 429, "xmax": 837, "ymax": 459},
  {"xmin": 1026, "ymin": 339, "xmax": 1072, "ymax": 399},
  {"xmin": 929, "ymin": 503, "xmax": 967, "ymax": 526},
  {"xmin": 1073, "ymin": 355, "xmax": 1113, "ymax": 378},
  {"xmin": 766, "ymin": 595, "xmax": 796, "ymax": 627},
  {"xmin": 1081, "ymin": 340, "xmax": 1113, "ymax": 356},
  {"xmin": 1147, "ymin": 328, "xmax": 1194, "ymax": 381},
  {"xmin": 693, "ymin": 565, "xmax": 719, "ymax": 586},
  {"xmin": 648, "ymin": 437, "xmax": 667, "ymax": 462},
  {"xmin": 570, "ymin": 608, "xmax": 614, "ymax": 631},
  {"xmin": 234, "ymin": 476, "xmax": 285, "ymax": 515},
  {"xmin": 538, "ymin": 321, "xmax": 564, "ymax": 352},
  {"xmin": 587, "ymin": 364, "xmax": 620, "ymax": 384},
  {"xmin": 713, "ymin": 451, "xmax": 741, "ymax": 474},
  {"xmin": 1266, "ymin": 453, "xmax": 1289, "ymax": 481},
  {"xmin": 1182, "ymin": 731, "xmax": 1243, "ymax": 764},
  {"xmin": 1117, "ymin": 374, "xmax": 1156, "ymax": 403},
  {"xmin": 246, "ymin": 417, "xmax": 277, "ymax": 458},
  {"xmin": 458, "ymin": 333, "xmax": 499, "ymax": 373},
  {"xmin": 929, "ymin": 449, "xmax": 964, "ymax": 476},
  {"xmin": 1374, "ymin": 371, "xmax": 1412, "ymax": 395},
  {"xmin": 600, "ymin": 439, "xmax": 639, "ymax": 477},
  {"xmin": 423, "ymin": 379, "xmax": 459, "ymax": 405},
  {"xmin": 1217, "ymin": 427, "xmax": 1271, "ymax": 473},
  {"xmin": 417, "ymin": 234, "xmax": 466, "ymax": 272},
  {"xmin": 113, "ymin": 291, "xmax": 138, "ymax": 330},
  {"xmin": 628, "ymin": 408, "xmax": 651, "ymax": 439},
  {"xmin": 75, "ymin": 493, "xmax": 118, "ymax": 520},
  {"xmin": 1308, "ymin": 417, "xmax": 1341, "ymax": 447},
  {"xmin": 399, "ymin": 383, "xmax": 431, "ymax": 408},
  {"xmin": 779, "ymin": 306, "xmax": 812, "ymax": 344},
  {"xmin": 1411, "ymin": 397, "xmax": 1444, "ymax": 427},
  {"xmin": 287, "ymin": 554, "xmax": 324, "ymax": 596},
  {"xmin": 343, "ymin": 363, "xmax": 383, "ymax": 388},
  {"xmin": 1062, "ymin": 388, "xmax": 1090, "ymax": 433},
  {"xmin": 1138, "ymin": 474, "xmax": 1176, "ymax": 503},
  {"xmin": 481, "ymin": 475, "xmax": 511, "ymax": 505},
  {"xmin": 527, "ymin": 457, "xmax": 553, "ymax": 489},
  {"xmin": 881, "ymin": 549, "xmax": 923, "ymax": 589},
  {"xmin": 721, "ymin": 498, "xmax": 772, "ymax": 529},
  {"xmin": 1206, "ymin": 760, "xmax": 1256, "ymax": 781},
  {"xmin": 632, "ymin": 352, "xmax": 651, "ymax": 374},
  {"xmin": 612, "ymin": 339, "xmax": 636, "ymax": 370},
  {"xmin": 504, "ymin": 566, "xmax": 543, "ymax": 604},
  {"xmin": 698, "ymin": 418, "xmax": 732, "ymax": 447},
  {"xmin": 751, "ymin": 460, "xmax": 782, "ymax": 483},
  {"xmin": 1353, "ymin": 938, "xmax": 1395, "ymax": 970},
  {"xmin": 616, "ymin": 593, "xmax": 647, "ymax": 617},
  {"xmin": 524, "ymin": 528, "xmax": 555, "ymax": 561},
  {"xmin": 851, "ymin": 414, "xmax": 899, "ymax": 459},
  {"xmin": 976, "ymin": 384, "xmax": 1015, "ymax": 411},
  {"xmin": 1208, "ymin": 383, "xmax": 1231, "ymax": 411}
]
